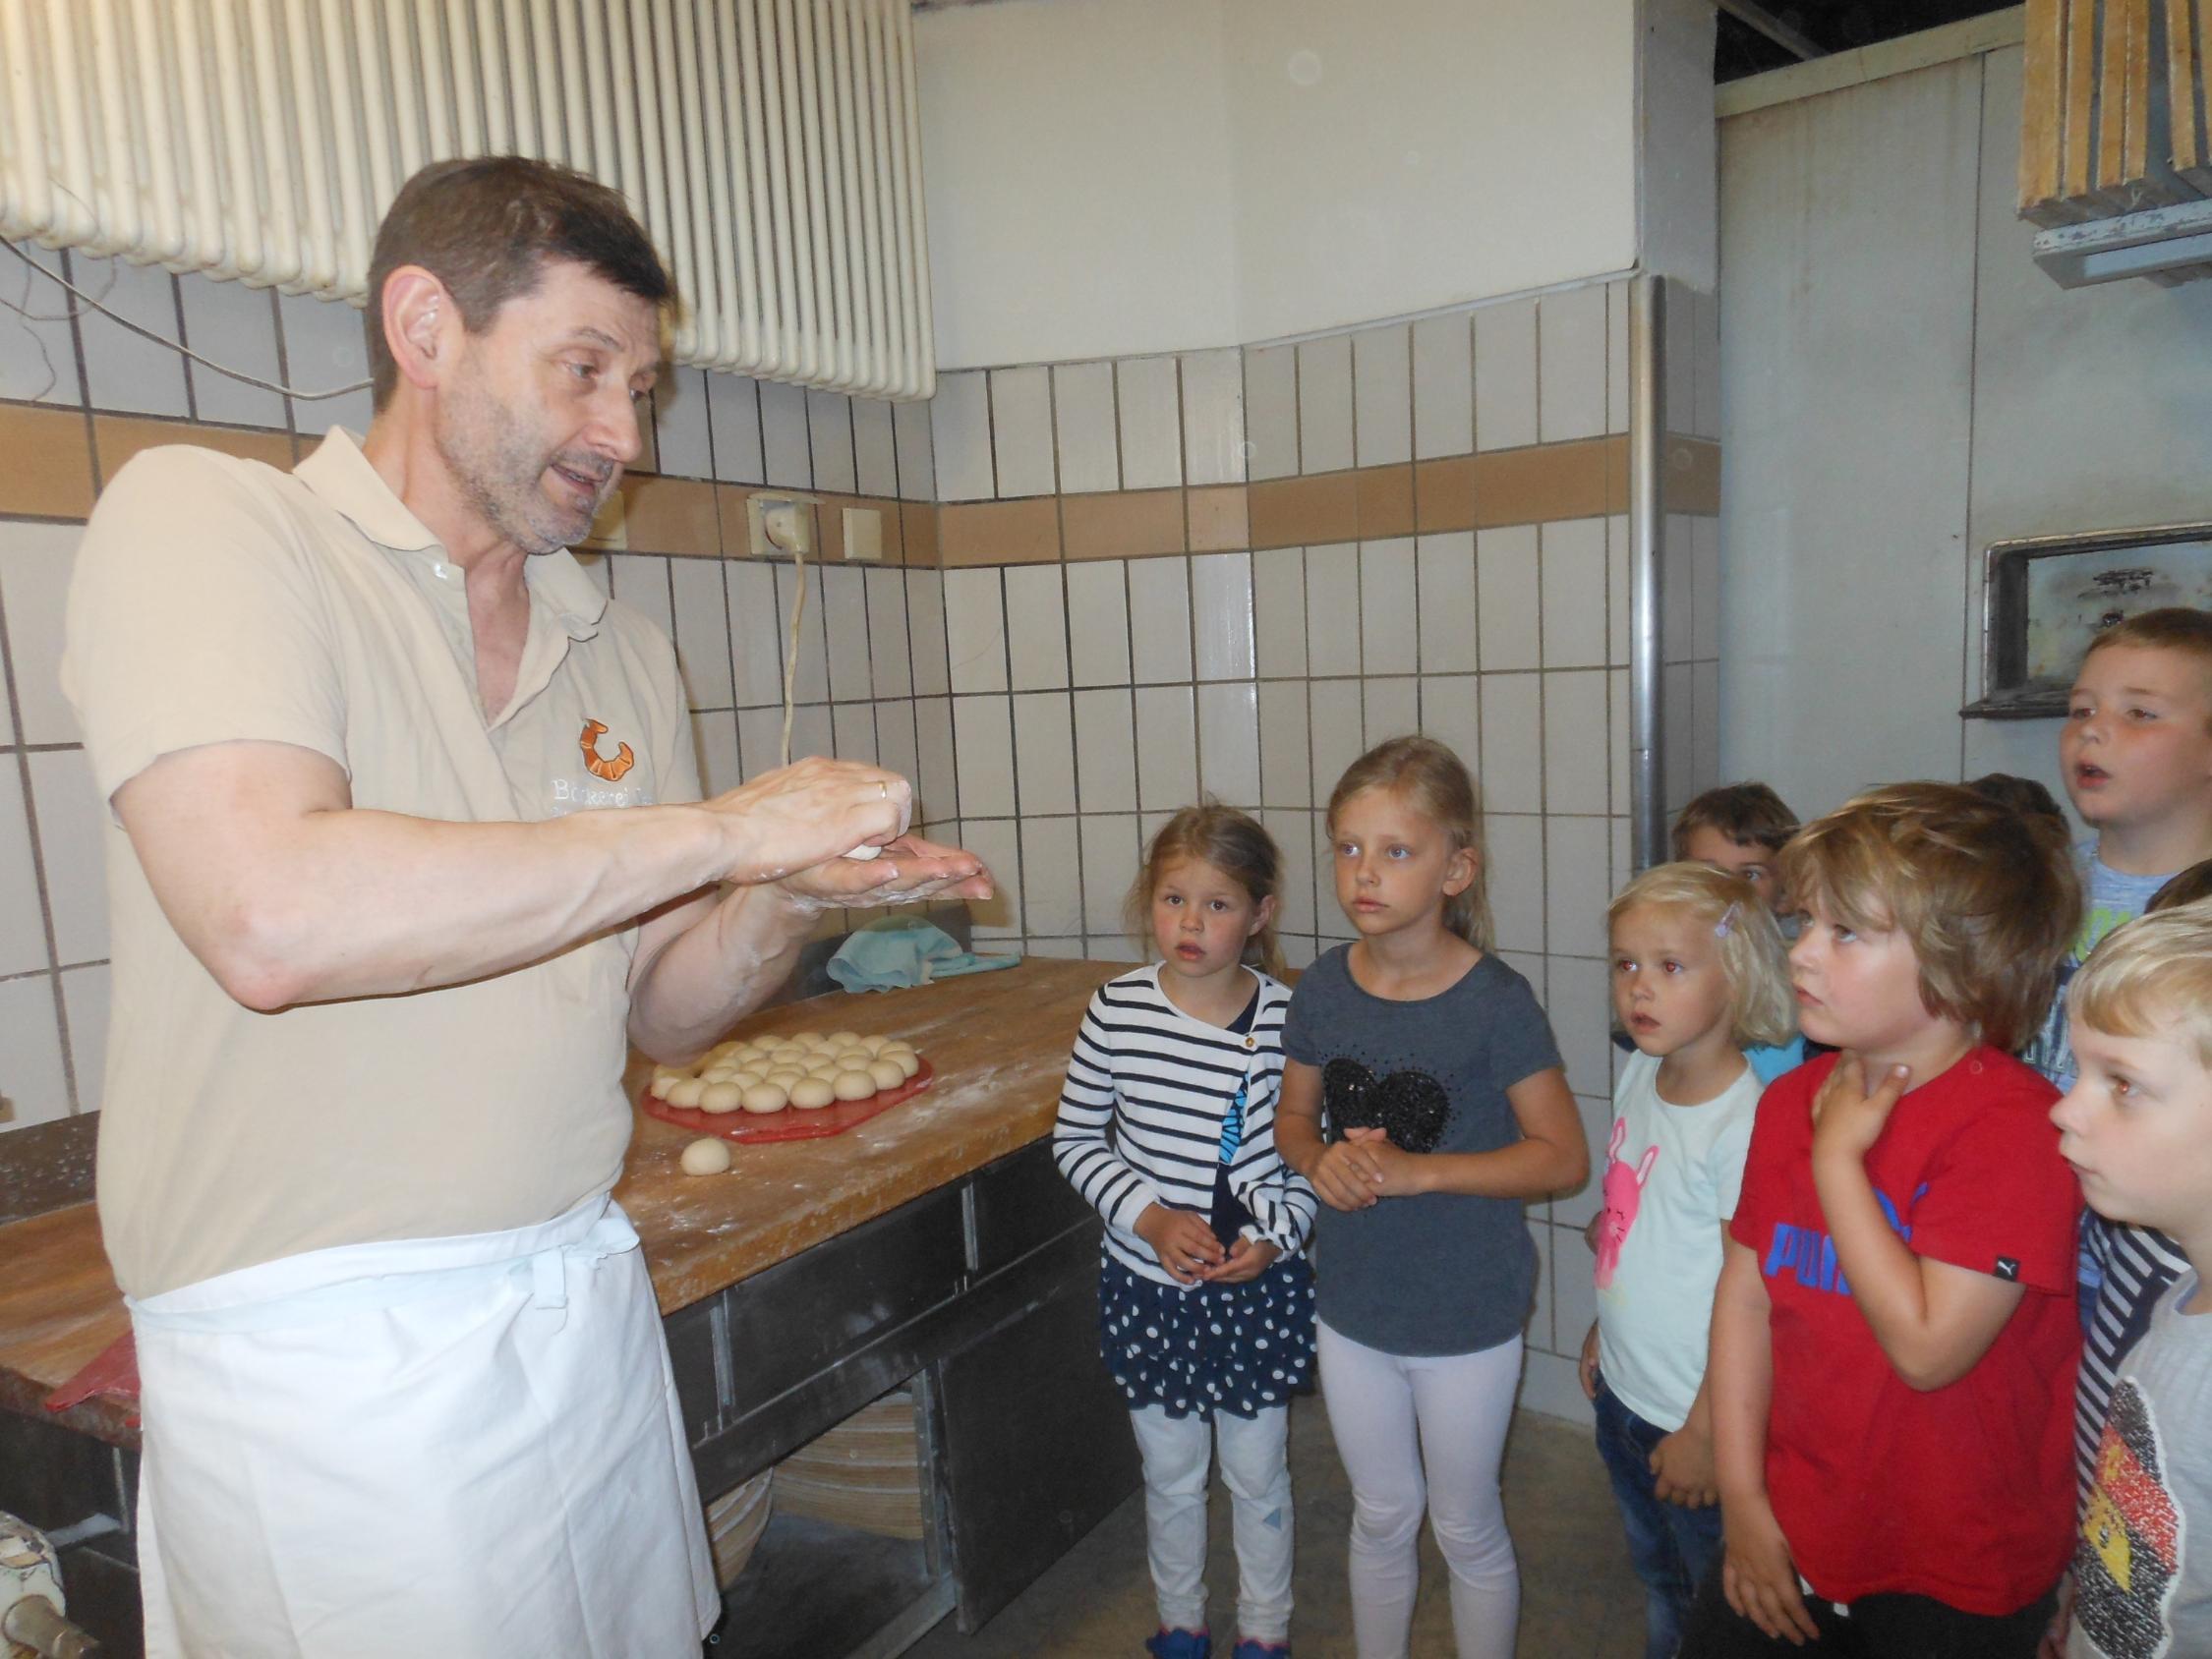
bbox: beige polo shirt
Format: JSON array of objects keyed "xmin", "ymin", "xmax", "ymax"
[{"xmin": 62, "ymin": 430, "xmax": 701, "ymax": 1298}]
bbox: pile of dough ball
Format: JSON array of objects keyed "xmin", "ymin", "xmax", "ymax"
[{"xmin": 652, "ymin": 1030, "xmax": 923, "ymax": 1116}]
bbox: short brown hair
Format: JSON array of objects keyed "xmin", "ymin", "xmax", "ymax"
[
  {"xmin": 2150, "ymin": 858, "xmax": 2212, "ymax": 913},
  {"xmin": 365, "ymin": 157, "xmax": 672, "ymax": 411},
  {"xmin": 1607, "ymin": 863, "xmax": 1797, "ymax": 1049},
  {"xmin": 1326, "ymin": 735, "xmax": 1492, "ymax": 948},
  {"xmin": 1125, "ymin": 803, "xmax": 1287, "ymax": 978},
  {"xmin": 1777, "ymin": 782, "xmax": 2081, "ymax": 1053},
  {"xmin": 2080, "ymin": 607, "xmax": 2212, "ymax": 721},
  {"xmin": 1671, "ymin": 782, "xmax": 1798, "ymax": 860},
  {"xmin": 1966, "ymin": 772, "xmax": 2068, "ymax": 827},
  {"xmin": 2069, "ymin": 898, "xmax": 2212, "ymax": 1070}
]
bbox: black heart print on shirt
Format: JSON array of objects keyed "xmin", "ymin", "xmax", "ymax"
[{"xmin": 1321, "ymin": 1058, "xmax": 1453, "ymax": 1154}]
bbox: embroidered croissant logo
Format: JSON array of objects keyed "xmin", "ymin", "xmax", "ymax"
[{"xmin": 579, "ymin": 718, "xmax": 635, "ymax": 781}]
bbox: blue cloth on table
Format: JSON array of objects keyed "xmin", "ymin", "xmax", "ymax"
[{"xmin": 825, "ymin": 917, "xmax": 1020, "ymax": 993}]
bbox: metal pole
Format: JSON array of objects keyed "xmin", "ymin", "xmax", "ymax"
[{"xmin": 1628, "ymin": 275, "xmax": 1667, "ymax": 873}]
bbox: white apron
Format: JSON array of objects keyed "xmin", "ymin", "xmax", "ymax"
[{"xmin": 128, "ymin": 1192, "xmax": 719, "ymax": 1659}]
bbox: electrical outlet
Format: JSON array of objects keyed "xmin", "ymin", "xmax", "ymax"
[{"xmin": 746, "ymin": 493, "xmax": 819, "ymax": 559}]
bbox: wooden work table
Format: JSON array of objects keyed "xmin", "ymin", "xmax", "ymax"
[{"xmin": 0, "ymin": 956, "xmax": 1120, "ymax": 1449}]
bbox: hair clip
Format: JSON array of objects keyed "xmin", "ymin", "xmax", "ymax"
[{"xmin": 1714, "ymin": 901, "xmax": 1740, "ymax": 940}]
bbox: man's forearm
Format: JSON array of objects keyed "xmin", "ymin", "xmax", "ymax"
[
  {"xmin": 137, "ymin": 792, "xmax": 731, "ymax": 1010},
  {"xmin": 626, "ymin": 882, "xmax": 820, "ymax": 1061}
]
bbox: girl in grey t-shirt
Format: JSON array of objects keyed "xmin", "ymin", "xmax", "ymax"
[{"xmin": 1276, "ymin": 737, "xmax": 1589, "ymax": 1659}]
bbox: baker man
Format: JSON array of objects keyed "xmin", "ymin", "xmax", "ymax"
[{"xmin": 60, "ymin": 156, "xmax": 989, "ymax": 1658}]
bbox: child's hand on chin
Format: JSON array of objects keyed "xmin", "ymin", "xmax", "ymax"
[{"xmin": 1809, "ymin": 1054, "xmax": 1912, "ymax": 1165}]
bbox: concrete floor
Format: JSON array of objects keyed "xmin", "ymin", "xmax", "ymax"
[{"xmin": 907, "ymin": 1398, "xmax": 1646, "ymax": 1658}]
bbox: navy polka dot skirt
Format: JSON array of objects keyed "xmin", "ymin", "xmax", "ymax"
[{"xmin": 1098, "ymin": 1250, "xmax": 1317, "ymax": 1420}]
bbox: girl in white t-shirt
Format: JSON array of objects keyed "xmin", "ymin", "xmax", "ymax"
[{"xmin": 1577, "ymin": 862, "xmax": 1796, "ymax": 1659}]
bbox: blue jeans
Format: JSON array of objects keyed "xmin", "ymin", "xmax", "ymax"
[{"xmin": 1594, "ymin": 1376, "xmax": 1723, "ymax": 1659}]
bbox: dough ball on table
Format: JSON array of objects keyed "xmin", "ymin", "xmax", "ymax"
[
  {"xmin": 867, "ymin": 1058, "xmax": 905, "ymax": 1092},
  {"xmin": 883, "ymin": 1050, "xmax": 921, "ymax": 1081},
  {"xmin": 730, "ymin": 1069, "xmax": 767, "ymax": 1092},
  {"xmin": 680, "ymin": 1137, "xmax": 732, "ymax": 1175},
  {"xmin": 788, "ymin": 1076, "xmax": 836, "ymax": 1110},
  {"xmin": 699, "ymin": 1081, "xmax": 745, "ymax": 1115},
  {"xmin": 740, "ymin": 1083, "xmax": 789, "ymax": 1115},
  {"xmin": 827, "ymin": 1031, "xmax": 861, "ymax": 1051},
  {"xmin": 667, "ymin": 1078, "xmax": 707, "ymax": 1109},
  {"xmin": 860, "ymin": 1035, "xmax": 889, "ymax": 1057},
  {"xmin": 702, "ymin": 1067, "xmax": 738, "ymax": 1086},
  {"xmin": 767, "ymin": 1068, "xmax": 805, "ymax": 1090},
  {"xmin": 833, "ymin": 1051, "xmax": 872, "ymax": 1075},
  {"xmin": 805, "ymin": 1060, "xmax": 844, "ymax": 1082},
  {"xmin": 651, "ymin": 1067, "xmax": 684, "ymax": 1096},
  {"xmin": 832, "ymin": 1069, "xmax": 878, "ymax": 1103},
  {"xmin": 787, "ymin": 1031, "xmax": 821, "ymax": 1049},
  {"xmin": 770, "ymin": 1046, "xmax": 809, "ymax": 1067}
]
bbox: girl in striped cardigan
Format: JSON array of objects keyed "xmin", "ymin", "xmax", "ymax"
[{"xmin": 1054, "ymin": 804, "xmax": 1319, "ymax": 1659}]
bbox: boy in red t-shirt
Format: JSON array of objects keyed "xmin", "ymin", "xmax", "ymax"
[{"xmin": 1682, "ymin": 783, "xmax": 2086, "ymax": 1657}]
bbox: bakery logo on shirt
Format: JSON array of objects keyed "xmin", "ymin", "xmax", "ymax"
[
  {"xmin": 2074, "ymin": 1380, "xmax": 2181, "ymax": 1658},
  {"xmin": 1760, "ymin": 1183, "xmax": 1927, "ymax": 1297},
  {"xmin": 552, "ymin": 717, "xmax": 656, "ymax": 811}
]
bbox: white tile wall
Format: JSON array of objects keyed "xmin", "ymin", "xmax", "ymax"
[
  {"xmin": 807, "ymin": 390, "xmax": 858, "ymax": 494},
  {"xmin": 60, "ymin": 963, "xmax": 109, "ymax": 1115},
  {"xmin": 1352, "ymin": 324, "xmax": 1412, "ymax": 467},
  {"xmin": 892, "ymin": 397, "xmax": 936, "ymax": 500},
  {"xmin": 1052, "ymin": 362, "xmax": 1120, "ymax": 494},
  {"xmin": 277, "ymin": 290, "xmax": 375, "ymax": 435},
  {"xmin": 1116, "ymin": 357, "xmax": 1184, "ymax": 491},
  {"xmin": 181, "ymin": 277, "xmax": 286, "ymax": 429},
  {"xmin": 656, "ymin": 369, "xmax": 713, "ymax": 478},
  {"xmin": 1416, "ymin": 533, "xmax": 1479, "ymax": 675},
  {"xmin": 1296, "ymin": 335, "xmax": 1354, "ymax": 475},
  {"xmin": 1242, "ymin": 345, "xmax": 1299, "ymax": 482},
  {"xmin": 1304, "ymin": 544, "xmax": 1361, "ymax": 678},
  {"xmin": 759, "ymin": 380, "xmax": 814, "ymax": 488},
  {"xmin": 1412, "ymin": 314, "xmax": 1474, "ymax": 460},
  {"xmin": 1474, "ymin": 296, "xmax": 1539, "ymax": 452},
  {"xmin": 853, "ymin": 398, "xmax": 900, "ymax": 497},
  {"xmin": 0, "ymin": 243, "xmax": 84, "ymax": 404},
  {"xmin": 1004, "ymin": 564, "xmax": 1072, "ymax": 693},
  {"xmin": 989, "ymin": 367, "xmax": 1056, "ymax": 497},
  {"xmin": 77, "ymin": 257, "xmax": 190, "ymax": 418},
  {"xmin": 0, "ymin": 974, "xmax": 71, "ymax": 1129},
  {"xmin": 26, "ymin": 751, "xmax": 103, "ymax": 966},
  {"xmin": 1127, "ymin": 557, "xmax": 1193, "ymax": 684},
  {"xmin": 865, "ymin": 569, "xmax": 913, "ymax": 700},
  {"xmin": 1251, "ymin": 547, "xmax": 1308, "ymax": 680},
  {"xmin": 709, "ymin": 373, "xmax": 767, "ymax": 485},
  {"xmin": 1195, "ymin": 681, "xmax": 1260, "ymax": 807},
  {"xmin": 1012, "ymin": 693, "xmax": 1077, "ymax": 815},
  {"xmin": 953, "ymin": 695, "xmax": 1016, "ymax": 819},
  {"xmin": 1539, "ymin": 285, "xmax": 1609, "ymax": 443},
  {"xmin": 944, "ymin": 568, "xmax": 1009, "ymax": 694},
  {"xmin": 0, "ymin": 768, "xmax": 50, "ymax": 979},
  {"xmin": 1476, "ymin": 526, "xmax": 1541, "ymax": 673},
  {"xmin": 1358, "ymin": 540, "xmax": 1417, "ymax": 675},
  {"xmin": 0, "ymin": 522, "xmax": 82, "ymax": 744},
  {"xmin": 930, "ymin": 372, "xmax": 994, "ymax": 503},
  {"xmin": 669, "ymin": 556, "xmax": 736, "ymax": 711},
  {"xmin": 1066, "ymin": 562, "xmax": 1133, "ymax": 687},
  {"xmin": 1180, "ymin": 348, "xmax": 1246, "ymax": 487},
  {"xmin": 1191, "ymin": 553, "xmax": 1254, "ymax": 681},
  {"xmin": 820, "ymin": 566, "xmax": 873, "ymax": 703},
  {"xmin": 1133, "ymin": 685, "xmax": 1197, "ymax": 810},
  {"xmin": 1540, "ymin": 518, "xmax": 1608, "ymax": 669}
]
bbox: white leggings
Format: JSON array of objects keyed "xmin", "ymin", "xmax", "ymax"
[
  {"xmin": 1317, "ymin": 1320, "xmax": 1523, "ymax": 1659},
  {"xmin": 1129, "ymin": 1402, "xmax": 1295, "ymax": 1642}
]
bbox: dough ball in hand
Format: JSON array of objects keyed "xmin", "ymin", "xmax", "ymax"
[
  {"xmin": 680, "ymin": 1137, "xmax": 732, "ymax": 1175},
  {"xmin": 832, "ymin": 1069, "xmax": 877, "ymax": 1102}
]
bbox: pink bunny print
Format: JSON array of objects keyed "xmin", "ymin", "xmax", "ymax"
[{"xmin": 1593, "ymin": 1117, "xmax": 1659, "ymax": 1289}]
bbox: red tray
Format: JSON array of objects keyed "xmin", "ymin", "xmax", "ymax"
[{"xmin": 642, "ymin": 1058, "xmax": 935, "ymax": 1143}]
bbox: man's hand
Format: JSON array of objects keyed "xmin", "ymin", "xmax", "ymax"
[
  {"xmin": 1203, "ymin": 1235, "xmax": 1280, "ymax": 1285},
  {"xmin": 1135, "ymin": 1204, "xmax": 1226, "ymax": 1285},
  {"xmin": 1579, "ymin": 1319, "xmax": 1601, "ymax": 1401},
  {"xmin": 702, "ymin": 758, "xmax": 915, "ymax": 887},
  {"xmin": 1651, "ymin": 1421, "xmax": 1718, "ymax": 1509},
  {"xmin": 1721, "ymin": 1493, "xmax": 1820, "ymax": 1645},
  {"xmin": 1809, "ymin": 1054, "xmax": 1910, "ymax": 1168},
  {"xmin": 773, "ymin": 834, "xmax": 994, "ymax": 911}
]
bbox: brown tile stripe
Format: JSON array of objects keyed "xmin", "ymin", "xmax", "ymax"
[
  {"xmin": 1472, "ymin": 435, "xmax": 1624, "ymax": 528},
  {"xmin": 938, "ymin": 496, "xmax": 1060, "ymax": 566},
  {"xmin": 1187, "ymin": 485, "xmax": 1249, "ymax": 553},
  {"xmin": 92, "ymin": 414, "xmax": 294, "ymax": 485},
  {"xmin": 1248, "ymin": 473, "xmax": 1358, "ymax": 549},
  {"xmin": 1062, "ymin": 487, "xmax": 1184, "ymax": 561},
  {"xmin": 616, "ymin": 473, "xmax": 721, "ymax": 558},
  {"xmin": 0, "ymin": 404, "xmax": 97, "ymax": 519},
  {"xmin": 1662, "ymin": 435, "xmax": 1720, "ymax": 517}
]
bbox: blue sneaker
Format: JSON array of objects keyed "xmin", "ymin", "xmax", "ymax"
[
  {"xmin": 1230, "ymin": 1643, "xmax": 1289, "ymax": 1659},
  {"xmin": 1144, "ymin": 1630, "xmax": 1211, "ymax": 1659}
]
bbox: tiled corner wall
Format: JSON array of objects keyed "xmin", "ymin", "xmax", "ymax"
[
  {"xmin": 1659, "ymin": 279, "xmax": 1725, "ymax": 826},
  {"xmin": 910, "ymin": 275, "xmax": 1727, "ymax": 1423},
  {"xmin": 0, "ymin": 245, "xmax": 1723, "ymax": 1429}
]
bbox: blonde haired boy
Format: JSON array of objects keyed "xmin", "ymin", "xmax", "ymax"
[{"xmin": 2051, "ymin": 900, "xmax": 2212, "ymax": 1658}]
